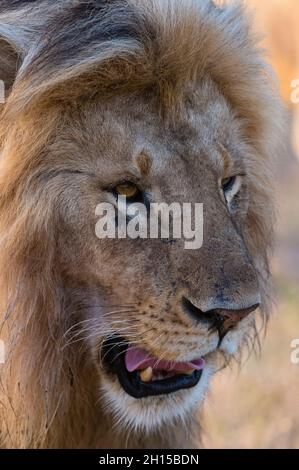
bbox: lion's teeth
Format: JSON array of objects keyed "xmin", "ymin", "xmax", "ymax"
[
  {"xmin": 140, "ymin": 367, "xmax": 153, "ymax": 382},
  {"xmin": 139, "ymin": 367, "xmax": 194, "ymax": 381},
  {"xmin": 184, "ymin": 369, "xmax": 195, "ymax": 375}
]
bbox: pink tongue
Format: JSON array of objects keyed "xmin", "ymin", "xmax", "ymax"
[{"xmin": 125, "ymin": 347, "xmax": 205, "ymax": 373}]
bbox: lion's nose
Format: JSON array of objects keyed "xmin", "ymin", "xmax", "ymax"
[{"xmin": 181, "ymin": 296, "xmax": 260, "ymax": 344}]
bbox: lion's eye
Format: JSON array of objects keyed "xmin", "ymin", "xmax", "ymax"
[
  {"xmin": 221, "ymin": 176, "xmax": 236, "ymax": 193},
  {"xmin": 114, "ymin": 182, "xmax": 141, "ymax": 200}
]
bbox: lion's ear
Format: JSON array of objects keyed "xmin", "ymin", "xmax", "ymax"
[
  {"xmin": 0, "ymin": 39, "xmax": 20, "ymax": 101},
  {"xmin": 0, "ymin": 5, "xmax": 37, "ymax": 103}
]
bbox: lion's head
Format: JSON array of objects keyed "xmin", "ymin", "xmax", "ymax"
[{"xmin": 0, "ymin": 0, "xmax": 283, "ymax": 448}]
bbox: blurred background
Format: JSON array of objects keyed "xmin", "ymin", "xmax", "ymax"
[{"xmin": 202, "ymin": 0, "xmax": 299, "ymax": 449}]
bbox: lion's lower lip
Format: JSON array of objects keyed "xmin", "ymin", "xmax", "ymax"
[{"xmin": 101, "ymin": 336, "xmax": 203, "ymax": 399}]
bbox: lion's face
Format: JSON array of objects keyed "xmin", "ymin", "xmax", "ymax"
[{"xmin": 51, "ymin": 81, "xmax": 261, "ymax": 431}]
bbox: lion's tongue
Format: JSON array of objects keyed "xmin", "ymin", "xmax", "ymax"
[{"xmin": 125, "ymin": 346, "xmax": 205, "ymax": 373}]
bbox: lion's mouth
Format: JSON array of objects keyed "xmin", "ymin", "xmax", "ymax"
[{"xmin": 102, "ymin": 336, "xmax": 205, "ymax": 398}]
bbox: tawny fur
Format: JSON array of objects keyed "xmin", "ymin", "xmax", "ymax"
[{"xmin": 0, "ymin": 0, "xmax": 284, "ymax": 448}]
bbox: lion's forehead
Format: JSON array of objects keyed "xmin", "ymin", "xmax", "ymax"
[{"xmin": 54, "ymin": 89, "xmax": 239, "ymax": 184}]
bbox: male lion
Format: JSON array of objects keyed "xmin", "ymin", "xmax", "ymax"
[{"xmin": 0, "ymin": 0, "xmax": 283, "ymax": 448}]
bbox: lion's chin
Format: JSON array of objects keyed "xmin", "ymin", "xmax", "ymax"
[{"xmin": 99, "ymin": 360, "xmax": 216, "ymax": 434}]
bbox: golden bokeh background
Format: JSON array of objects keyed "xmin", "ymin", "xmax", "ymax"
[{"xmin": 202, "ymin": 0, "xmax": 299, "ymax": 448}]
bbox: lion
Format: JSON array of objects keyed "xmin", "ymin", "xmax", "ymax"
[{"xmin": 0, "ymin": 0, "xmax": 284, "ymax": 449}]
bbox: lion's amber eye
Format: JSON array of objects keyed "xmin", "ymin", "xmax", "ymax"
[
  {"xmin": 221, "ymin": 176, "xmax": 236, "ymax": 192},
  {"xmin": 115, "ymin": 182, "xmax": 140, "ymax": 200}
]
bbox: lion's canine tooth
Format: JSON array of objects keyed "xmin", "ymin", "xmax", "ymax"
[
  {"xmin": 140, "ymin": 367, "xmax": 153, "ymax": 382},
  {"xmin": 184, "ymin": 369, "xmax": 195, "ymax": 376}
]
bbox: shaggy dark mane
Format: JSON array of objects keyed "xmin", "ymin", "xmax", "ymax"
[
  {"xmin": 0, "ymin": 0, "xmax": 40, "ymax": 12},
  {"xmin": 1, "ymin": 0, "xmax": 281, "ymax": 137}
]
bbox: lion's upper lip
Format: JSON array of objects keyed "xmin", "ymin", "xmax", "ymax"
[{"xmin": 125, "ymin": 346, "xmax": 205, "ymax": 373}]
